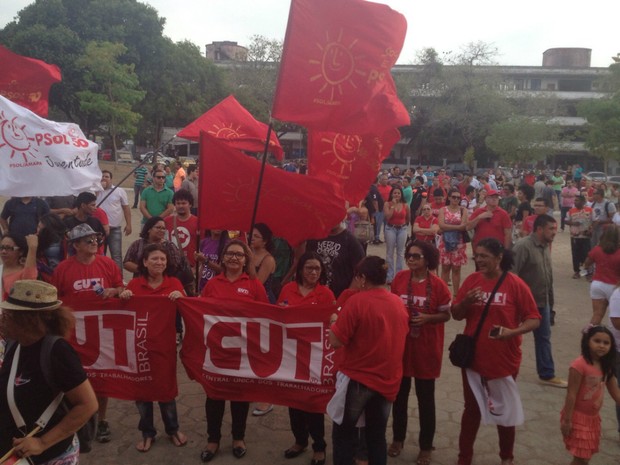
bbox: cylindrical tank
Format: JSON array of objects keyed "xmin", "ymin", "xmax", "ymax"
[{"xmin": 542, "ymin": 48, "xmax": 591, "ymax": 68}]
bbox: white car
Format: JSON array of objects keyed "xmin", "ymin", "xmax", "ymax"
[
  {"xmin": 139, "ymin": 152, "xmax": 175, "ymax": 165},
  {"xmin": 584, "ymin": 171, "xmax": 607, "ymax": 182}
]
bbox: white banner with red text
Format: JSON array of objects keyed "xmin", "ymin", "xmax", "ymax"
[
  {"xmin": 62, "ymin": 296, "xmax": 178, "ymax": 402},
  {"xmin": 179, "ymin": 298, "xmax": 338, "ymax": 413}
]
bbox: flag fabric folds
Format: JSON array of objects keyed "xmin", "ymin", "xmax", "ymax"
[
  {"xmin": 0, "ymin": 95, "xmax": 102, "ymax": 196},
  {"xmin": 198, "ymin": 132, "xmax": 345, "ymax": 245},
  {"xmin": 177, "ymin": 95, "xmax": 283, "ymax": 159},
  {"xmin": 272, "ymin": 0, "xmax": 410, "ymax": 134},
  {"xmin": 0, "ymin": 45, "xmax": 61, "ymax": 117},
  {"xmin": 307, "ymin": 128, "xmax": 401, "ymax": 204}
]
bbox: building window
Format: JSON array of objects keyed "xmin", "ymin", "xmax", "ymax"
[{"xmin": 530, "ymin": 79, "xmax": 541, "ymax": 90}]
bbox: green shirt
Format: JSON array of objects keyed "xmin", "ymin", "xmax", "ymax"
[
  {"xmin": 551, "ymin": 175, "xmax": 563, "ymax": 191},
  {"xmin": 140, "ymin": 186, "xmax": 173, "ymax": 222}
]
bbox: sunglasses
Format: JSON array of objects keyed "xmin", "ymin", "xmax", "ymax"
[
  {"xmin": 154, "ymin": 176, "xmax": 166, "ymax": 179},
  {"xmin": 81, "ymin": 238, "xmax": 99, "ymax": 245},
  {"xmin": 223, "ymin": 251, "xmax": 245, "ymax": 259},
  {"xmin": 0, "ymin": 245, "xmax": 20, "ymax": 251},
  {"xmin": 405, "ymin": 253, "xmax": 424, "ymax": 260}
]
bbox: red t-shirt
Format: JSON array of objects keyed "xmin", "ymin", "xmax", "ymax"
[
  {"xmin": 521, "ymin": 214, "xmax": 539, "ymax": 236},
  {"xmin": 164, "ymin": 214, "xmax": 199, "ymax": 266},
  {"xmin": 391, "ymin": 272, "xmax": 451, "ymax": 379},
  {"xmin": 277, "ymin": 282, "xmax": 336, "ymax": 305},
  {"xmin": 377, "ymin": 184, "xmax": 392, "ymax": 202},
  {"xmin": 126, "ymin": 275, "xmax": 185, "ymax": 296},
  {"xmin": 414, "ymin": 215, "xmax": 438, "ymax": 242},
  {"xmin": 52, "ymin": 255, "xmax": 124, "ymax": 297},
  {"xmin": 588, "ymin": 246, "xmax": 620, "ymax": 285},
  {"xmin": 331, "ymin": 288, "xmax": 408, "ymax": 401},
  {"xmin": 453, "ymin": 272, "xmax": 540, "ymax": 378},
  {"xmin": 470, "ymin": 207, "xmax": 512, "ymax": 248},
  {"xmin": 201, "ymin": 272, "xmax": 269, "ymax": 302}
]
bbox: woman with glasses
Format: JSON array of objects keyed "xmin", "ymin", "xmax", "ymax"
[
  {"xmin": 412, "ymin": 205, "xmax": 439, "ymax": 243},
  {"xmin": 437, "ymin": 188, "xmax": 468, "ymax": 294},
  {"xmin": 388, "ymin": 241, "xmax": 451, "ymax": 465},
  {"xmin": 200, "ymin": 240, "xmax": 268, "ymax": 462},
  {"xmin": 383, "ymin": 187, "xmax": 411, "ymax": 284},
  {"xmin": 1, "ymin": 233, "xmax": 38, "ymax": 299},
  {"xmin": 278, "ymin": 252, "xmax": 335, "ymax": 465}
]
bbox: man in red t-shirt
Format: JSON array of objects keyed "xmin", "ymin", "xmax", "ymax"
[
  {"xmin": 164, "ymin": 189, "xmax": 198, "ymax": 270},
  {"xmin": 467, "ymin": 190, "xmax": 512, "ymax": 250}
]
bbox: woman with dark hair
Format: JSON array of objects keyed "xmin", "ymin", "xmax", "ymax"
[
  {"xmin": 0, "ymin": 280, "xmax": 98, "ymax": 464},
  {"xmin": 584, "ymin": 226, "xmax": 620, "ymax": 327},
  {"xmin": 250, "ymin": 223, "xmax": 277, "ymax": 304},
  {"xmin": 515, "ymin": 184, "xmax": 535, "ymax": 240},
  {"xmin": 278, "ymin": 252, "xmax": 335, "ymax": 465},
  {"xmin": 384, "ymin": 186, "xmax": 411, "ymax": 284},
  {"xmin": 451, "ymin": 238, "xmax": 541, "ymax": 465},
  {"xmin": 119, "ymin": 243, "xmax": 187, "ymax": 451},
  {"xmin": 1, "ymin": 233, "xmax": 38, "ymax": 299},
  {"xmin": 36, "ymin": 213, "xmax": 67, "ymax": 278},
  {"xmin": 329, "ymin": 256, "xmax": 408, "ymax": 465},
  {"xmin": 388, "ymin": 241, "xmax": 451, "ymax": 464},
  {"xmin": 195, "ymin": 230, "xmax": 230, "ymax": 292},
  {"xmin": 438, "ymin": 188, "xmax": 468, "ymax": 294},
  {"xmin": 200, "ymin": 240, "xmax": 269, "ymax": 462}
]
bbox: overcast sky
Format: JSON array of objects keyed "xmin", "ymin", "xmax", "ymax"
[{"xmin": 2, "ymin": 0, "xmax": 618, "ymax": 68}]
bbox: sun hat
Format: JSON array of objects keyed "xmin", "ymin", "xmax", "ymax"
[
  {"xmin": 67, "ymin": 223, "xmax": 98, "ymax": 242},
  {"xmin": 0, "ymin": 280, "xmax": 62, "ymax": 311}
]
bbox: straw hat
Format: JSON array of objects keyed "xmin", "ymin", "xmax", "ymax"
[{"xmin": 0, "ymin": 280, "xmax": 62, "ymax": 311}]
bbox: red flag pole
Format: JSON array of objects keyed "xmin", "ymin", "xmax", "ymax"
[{"xmin": 247, "ymin": 123, "xmax": 274, "ymax": 240}]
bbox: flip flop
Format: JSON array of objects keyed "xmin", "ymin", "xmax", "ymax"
[
  {"xmin": 170, "ymin": 431, "xmax": 188, "ymax": 447},
  {"xmin": 388, "ymin": 441, "xmax": 403, "ymax": 457},
  {"xmin": 136, "ymin": 436, "xmax": 155, "ymax": 452}
]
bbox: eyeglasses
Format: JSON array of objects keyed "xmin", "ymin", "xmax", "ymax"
[
  {"xmin": 0, "ymin": 245, "xmax": 19, "ymax": 251},
  {"xmin": 405, "ymin": 253, "xmax": 424, "ymax": 260},
  {"xmin": 223, "ymin": 251, "xmax": 245, "ymax": 259},
  {"xmin": 304, "ymin": 265, "xmax": 321, "ymax": 273}
]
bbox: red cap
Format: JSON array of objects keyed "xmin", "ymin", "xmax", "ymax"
[{"xmin": 487, "ymin": 189, "xmax": 500, "ymax": 196}]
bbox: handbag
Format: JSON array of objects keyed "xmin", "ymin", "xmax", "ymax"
[{"xmin": 448, "ymin": 271, "xmax": 507, "ymax": 368}]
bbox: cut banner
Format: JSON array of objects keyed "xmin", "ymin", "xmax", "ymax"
[
  {"xmin": 179, "ymin": 298, "xmax": 338, "ymax": 413},
  {"xmin": 62, "ymin": 296, "xmax": 178, "ymax": 402},
  {"xmin": 0, "ymin": 95, "xmax": 102, "ymax": 196}
]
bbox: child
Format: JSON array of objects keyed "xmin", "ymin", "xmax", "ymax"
[{"xmin": 561, "ymin": 326, "xmax": 620, "ymax": 464}]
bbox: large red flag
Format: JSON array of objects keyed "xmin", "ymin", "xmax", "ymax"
[
  {"xmin": 272, "ymin": 0, "xmax": 410, "ymax": 134},
  {"xmin": 178, "ymin": 95, "xmax": 283, "ymax": 160},
  {"xmin": 307, "ymin": 128, "xmax": 401, "ymax": 204},
  {"xmin": 0, "ymin": 45, "xmax": 61, "ymax": 117},
  {"xmin": 199, "ymin": 132, "xmax": 345, "ymax": 245}
]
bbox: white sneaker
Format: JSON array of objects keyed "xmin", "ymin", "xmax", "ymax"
[{"xmin": 539, "ymin": 377, "xmax": 567, "ymax": 388}]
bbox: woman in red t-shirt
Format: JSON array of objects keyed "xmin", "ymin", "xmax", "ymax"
[
  {"xmin": 200, "ymin": 240, "xmax": 268, "ymax": 462},
  {"xmin": 383, "ymin": 187, "xmax": 411, "ymax": 284},
  {"xmin": 388, "ymin": 240, "xmax": 451, "ymax": 464},
  {"xmin": 412, "ymin": 205, "xmax": 439, "ymax": 243},
  {"xmin": 119, "ymin": 243, "xmax": 187, "ymax": 452},
  {"xmin": 451, "ymin": 238, "xmax": 540, "ymax": 465},
  {"xmin": 277, "ymin": 252, "xmax": 335, "ymax": 465}
]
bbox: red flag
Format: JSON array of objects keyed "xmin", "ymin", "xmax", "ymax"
[
  {"xmin": 178, "ymin": 95, "xmax": 283, "ymax": 160},
  {"xmin": 198, "ymin": 132, "xmax": 345, "ymax": 245},
  {"xmin": 0, "ymin": 45, "xmax": 61, "ymax": 117},
  {"xmin": 307, "ymin": 128, "xmax": 401, "ymax": 204},
  {"xmin": 179, "ymin": 298, "xmax": 337, "ymax": 413},
  {"xmin": 272, "ymin": 0, "xmax": 410, "ymax": 134}
]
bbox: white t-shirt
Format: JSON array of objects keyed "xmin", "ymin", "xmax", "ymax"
[{"xmin": 96, "ymin": 185, "xmax": 129, "ymax": 228}]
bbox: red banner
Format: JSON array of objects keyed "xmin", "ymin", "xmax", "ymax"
[
  {"xmin": 62, "ymin": 296, "xmax": 178, "ymax": 402},
  {"xmin": 307, "ymin": 128, "xmax": 401, "ymax": 204},
  {"xmin": 179, "ymin": 298, "xmax": 337, "ymax": 413},
  {"xmin": 0, "ymin": 45, "xmax": 61, "ymax": 117},
  {"xmin": 272, "ymin": 0, "xmax": 410, "ymax": 134},
  {"xmin": 177, "ymin": 95, "xmax": 283, "ymax": 160},
  {"xmin": 198, "ymin": 132, "xmax": 346, "ymax": 245}
]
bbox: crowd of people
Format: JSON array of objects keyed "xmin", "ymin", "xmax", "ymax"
[{"xmin": 0, "ymin": 160, "xmax": 620, "ymax": 465}]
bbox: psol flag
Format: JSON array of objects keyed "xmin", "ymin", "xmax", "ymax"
[
  {"xmin": 177, "ymin": 95, "xmax": 283, "ymax": 160},
  {"xmin": 0, "ymin": 45, "xmax": 61, "ymax": 117},
  {"xmin": 0, "ymin": 95, "xmax": 102, "ymax": 196},
  {"xmin": 307, "ymin": 128, "xmax": 401, "ymax": 204},
  {"xmin": 272, "ymin": 0, "xmax": 410, "ymax": 134}
]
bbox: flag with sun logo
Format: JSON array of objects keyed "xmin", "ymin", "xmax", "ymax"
[
  {"xmin": 0, "ymin": 95, "xmax": 102, "ymax": 196},
  {"xmin": 177, "ymin": 95, "xmax": 283, "ymax": 160},
  {"xmin": 272, "ymin": 0, "xmax": 410, "ymax": 135},
  {"xmin": 307, "ymin": 128, "xmax": 401, "ymax": 204}
]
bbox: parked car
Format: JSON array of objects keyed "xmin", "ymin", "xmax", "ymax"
[
  {"xmin": 606, "ymin": 175, "xmax": 620, "ymax": 187},
  {"xmin": 140, "ymin": 151, "xmax": 175, "ymax": 165},
  {"xmin": 584, "ymin": 171, "xmax": 607, "ymax": 182}
]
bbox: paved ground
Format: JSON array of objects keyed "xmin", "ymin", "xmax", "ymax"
[{"xmin": 4, "ymin": 185, "xmax": 619, "ymax": 465}]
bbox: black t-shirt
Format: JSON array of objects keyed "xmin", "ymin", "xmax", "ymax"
[
  {"xmin": 306, "ymin": 229, "xmax": 365, "ymax": 298},
  {"xmin": 410, "ymin": 186, "xmax": 427, "ymax": 214},
  {"xmin": 515, "ymin": 201, "xmax": 534, "ymax": 222},
  {"xmin": 0, "ymin": 338, "xmax": 87, "ymax": 463}
]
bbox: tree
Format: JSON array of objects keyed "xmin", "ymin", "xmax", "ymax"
[{"xmin": 76, "ymin": 41, "xmax": 145, "ymax": 156}]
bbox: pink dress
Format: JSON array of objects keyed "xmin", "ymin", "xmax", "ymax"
[
  {"xmin": 561, "ymin": 356, "xmax": 604, "ymax": 459},
  {"xmin": 437, "ymin": 207, "xmax": 467, "ymax": 266}
]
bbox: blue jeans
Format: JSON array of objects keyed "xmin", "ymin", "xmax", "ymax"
[
  {"xmin": 533, "ymin": 305, "xmax": 555, "ymax": 379},
  {"xmin": 132, "ymin": 184, "xmax": 143, "ymax": 208},
  {"xmin": 136, "ymin": 400, "xmax": 179, "ymax": 438},
  {"xmin": 106, "ymin": 226, "xmax": 123, "ymax": 271},
  {"xmin": 384, "ymin": 225, "xmax": 407, "ymax": 282},
  {"xmin": 374, "ymin": 211, "xmax": 385, "ymax": 241},
  {"xmin": 332, "ymin": 379, "xmax": 391, "ymax": 465},
  {"xmin": 615, "ymin": 356, "xmax": 620, "ymax": 432}
]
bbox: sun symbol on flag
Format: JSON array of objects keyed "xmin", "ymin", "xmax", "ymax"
[
  {"xmin": 309, "ymin": 29, "xmax": 367, "ymax": 102},
  {"xmin": 0, "ymin": 113, "xmax": 39, "ymax": 162},
  {"xmin": 208, "ymin": 123, "xmax": 247, "ymax": 140},
  {"xmin": 321, "ymin": 134, "xmax": 361, "ymax": 179}
]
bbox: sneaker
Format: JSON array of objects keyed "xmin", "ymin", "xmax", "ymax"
[
  {"xmin": 572, "ymin": 272, "xmax": 580, "ymax": 279},
  {"xmin": 96, "ymin": 420, "xmax": 111, "ymax": 443},
  {"xmin": 539, "ymin": 377, "xmax": 568, "ymax": 388}
]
